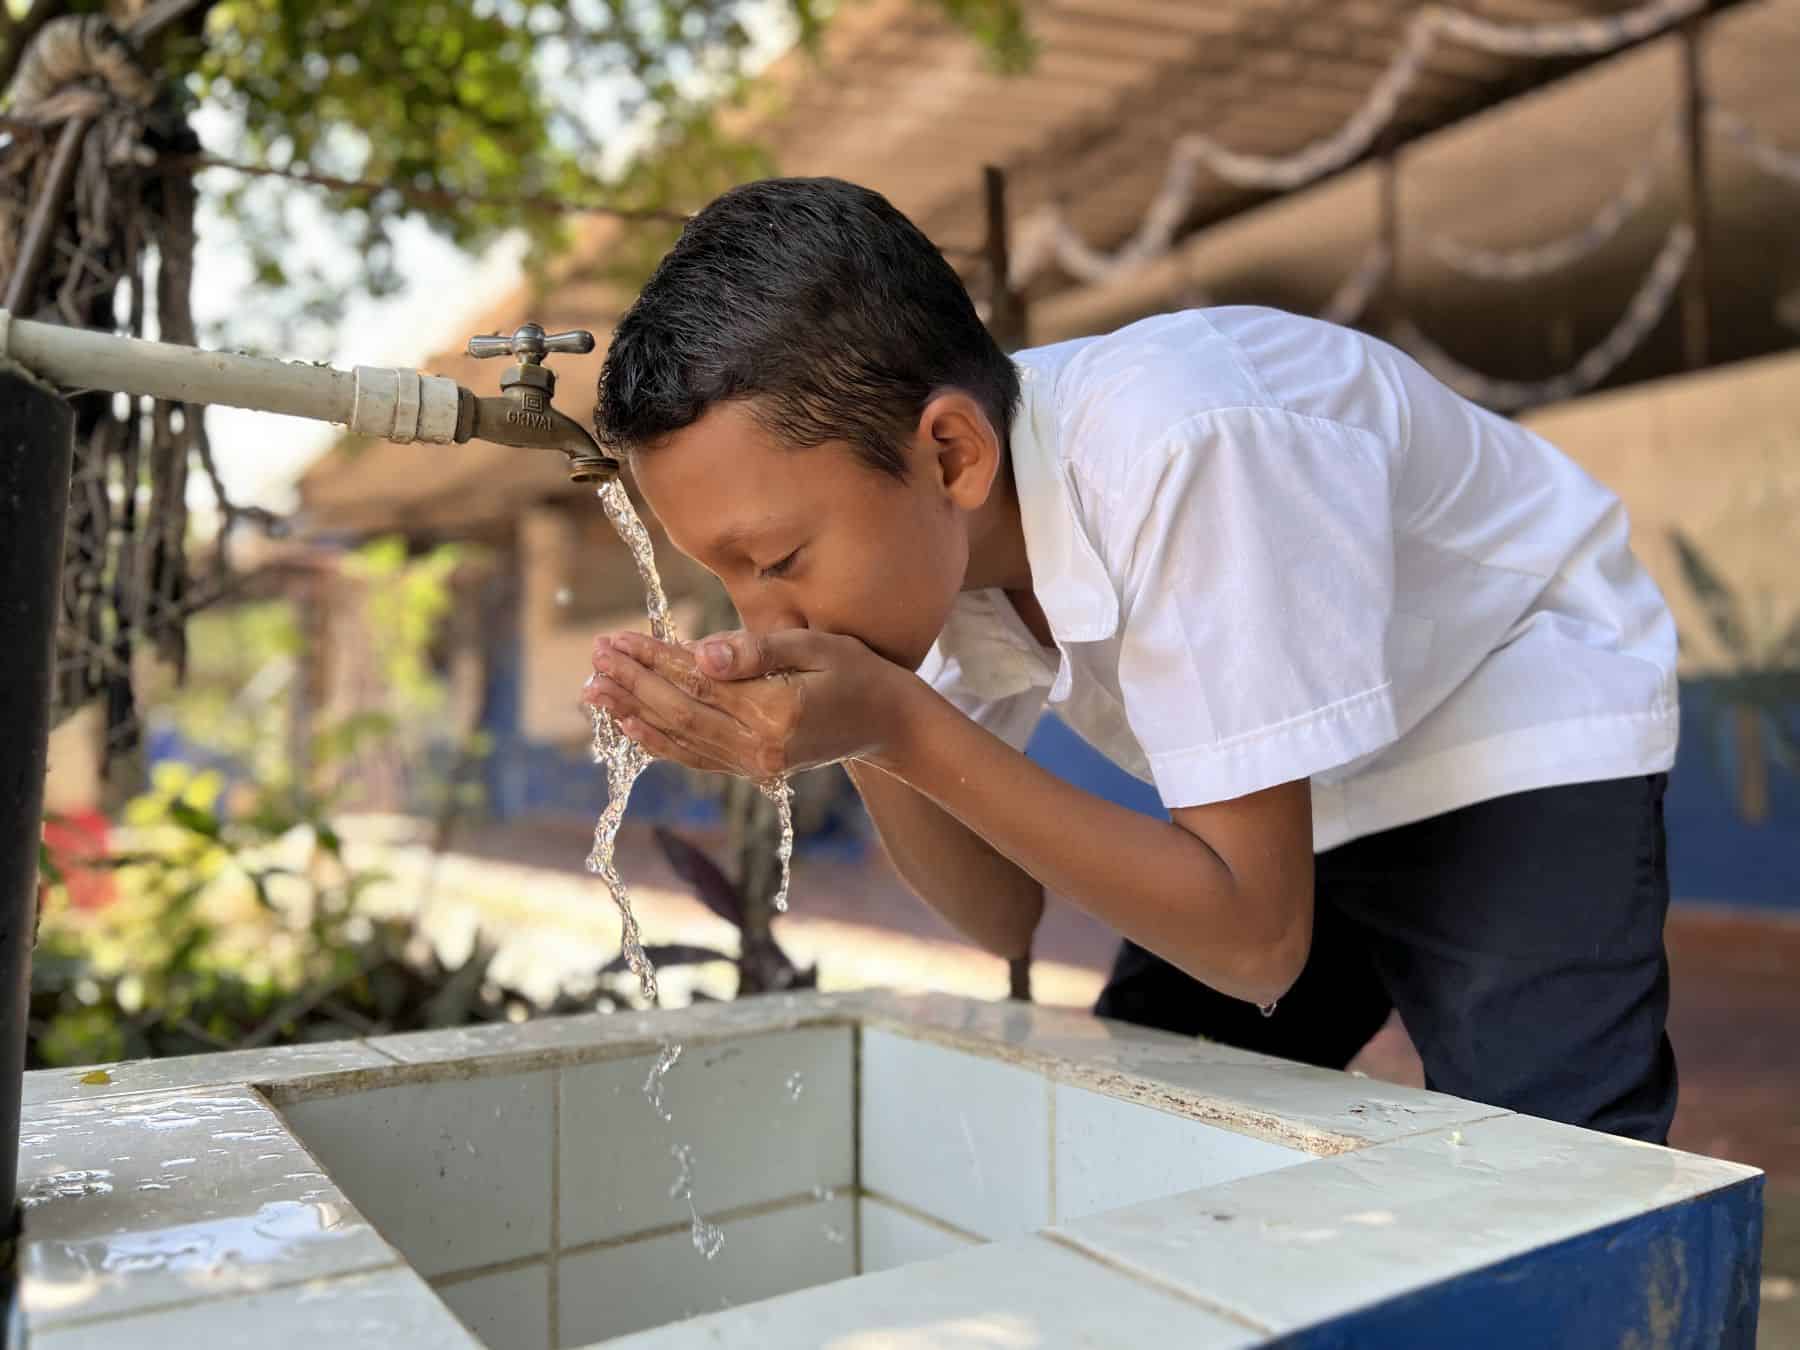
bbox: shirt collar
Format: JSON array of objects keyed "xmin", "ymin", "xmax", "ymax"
[{"xmin": 1010, "ymin": 360, "xmax": 1120, "ymax": 645}]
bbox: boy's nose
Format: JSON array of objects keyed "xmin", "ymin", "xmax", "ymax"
[{"xmin": 731, "ymin": 593, "xmax": 806, "ymax": 635}]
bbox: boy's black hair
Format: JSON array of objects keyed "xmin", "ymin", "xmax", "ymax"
[{"xmin": 595, "ymin": 177, "xmax": 1019, "ymax": 479}]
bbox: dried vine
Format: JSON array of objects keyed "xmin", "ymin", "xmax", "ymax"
[{"xmin": 1, "ymin": 14, "xmax": 269, "ymax": 775}]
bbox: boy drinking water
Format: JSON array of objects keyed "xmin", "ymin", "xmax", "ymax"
[{"xmin": 583, "ymin": 177, "xmax": 1680, "ymax": 1143}]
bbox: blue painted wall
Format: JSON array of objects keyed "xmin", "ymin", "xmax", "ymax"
[
  {"xmin": 1278, "ymin": 1176, "xmax": 1762, "ymax": 1350},
  {"xmin": 432, "ymin": 657, "xmax": 1800, "ymax": 911}
]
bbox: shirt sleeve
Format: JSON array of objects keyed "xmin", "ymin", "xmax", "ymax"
[
  {"xmin": 1107, "ymin": 405, "xmax": 1402, "ymax": 807},
  {"xmin": 916, "ymin": 642, "xmax": 1048, "ymax": 753}
]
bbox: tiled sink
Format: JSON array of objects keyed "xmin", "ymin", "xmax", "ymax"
[{"xmin": 13, "ymin": 992, "xmax": 1764, "ymax": 1347}]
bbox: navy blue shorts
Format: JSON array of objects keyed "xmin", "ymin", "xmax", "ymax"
[{"xmin": 1093, "ymin": 773, "xmax": 1679, "ymax": 1143}]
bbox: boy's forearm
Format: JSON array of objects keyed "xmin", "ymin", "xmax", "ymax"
[
  {"xmin": 871, "ymin": 683, "xmax": 1304, "ymax": 1006},
  {"xmin": 845, "ymin": 759, "xmax": 1045, "ymax": 959}
]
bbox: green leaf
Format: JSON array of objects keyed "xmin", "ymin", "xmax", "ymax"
[
  {"xmin": 1668, "ymin": 528, "xmax": 1750, "ymax": 662},
  {"xmin": 168, "ymin": 799, "xmax": 223, "ymax": 841}
]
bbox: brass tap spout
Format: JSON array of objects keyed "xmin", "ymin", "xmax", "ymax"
[{"xmin": 461, "ymin": 323, "xmax": 619, "ymax": 483}]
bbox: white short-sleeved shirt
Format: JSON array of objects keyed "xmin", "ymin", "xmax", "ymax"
[{"xmin": 919, "ymin": 307, "xmax": 1679, "ymax": 852}]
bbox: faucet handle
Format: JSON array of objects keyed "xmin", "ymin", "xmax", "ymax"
[{"xmin": 466, "ymin": 323, "xmax": 596, "ymax": 364}]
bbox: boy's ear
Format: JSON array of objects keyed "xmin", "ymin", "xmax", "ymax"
[{"xmin": 916, "ymin": 392, "xmax": 1001, "ymax": 509}]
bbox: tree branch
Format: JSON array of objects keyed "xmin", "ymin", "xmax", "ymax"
[
  {"xmin": 0, "ymin": 0, "xmax": 65, "ymax": 96},
  {"xmin": 158, "ymin": 152, "xmax": 698, "ymax": 224}
]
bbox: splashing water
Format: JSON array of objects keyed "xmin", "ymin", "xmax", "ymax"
[
  {"xmin": 760, "ymin": 779, "xmax": 794, "ymax": 912},
  {"xmin": 586, "ymin": 477, "xmax": 801, "ymax": 1264},
  {"xmin": 669, "ymin": 1144, "xmax": 725, "ymax": 1260},
  {"xmin": 585, "ymin": 477, "xmax": 796, "ymax": 981},
  {"xmin": 784, "ymin": 1071, "xmax": 805, "ymax": 1102}
]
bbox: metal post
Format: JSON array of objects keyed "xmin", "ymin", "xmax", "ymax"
[
  {"xmin": 982, "ymin": 166, "xmax": 1028, "ymax": 352},
  {"xmin": 1678, "ymin": 15, "xmax": 1711, "ymax": 371},
  {"xmin": 0, "ymin": 367, "xmax": 76, "ymax": 1291}
]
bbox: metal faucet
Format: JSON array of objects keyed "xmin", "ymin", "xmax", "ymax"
[
  {"xmin": 462, "ymin": 323, "xmax": 619, "ymax": 483},
  {"xmin": 0, "ymin": 308, "xmax": 622, "ymax": 485}
]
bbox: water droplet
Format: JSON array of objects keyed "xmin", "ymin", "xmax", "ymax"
[
  {"xmin": 810, "ymin": 1185, "xmax": 835, "ymax": 1202},
  {"xmin": 785, "ymin": 1072, "xmax": 805, "ymax": 1102},
  {"xmin": 691, "ymin": 1217, "xmax": 724, "ymax": 1260},
  {"xmin": 644, "ymin": 1041, "xmax": 682, "ymax": 1122},
  {"xmin": 822, "ymin": 1224, "xmax": 847, "ymax": 1245}
]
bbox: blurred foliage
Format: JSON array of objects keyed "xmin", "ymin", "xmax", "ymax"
[
  {"xmin": 28, "ymin": 534, "xmax": 522, "ymax": 1068},
  {"xmin": 341, "ymin": 536, "xmax": 460, "ymax": 719},
  {"xmin": 160, "ymin": 599, "xmax": 303, "ymax": 785},
  {"xmin": 30, "ymin": 761, "xmax": 478, "ymax": 1067},
  {"xmin": 0, "ymin": 0, "xmax": 1032, "ymax": 355},
  {"xmin": 29, "ymin": 756, "xmax": 729, "ymax": 1068},
  {"xmin": 1669, "ymin": 526, "xmax": 1800, "ymax": 825},
  {"xmin": 154, "ymin": 534, "xmax": 477, "ymax": 800}
]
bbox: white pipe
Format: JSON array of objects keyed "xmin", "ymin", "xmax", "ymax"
[{"xmin": 0, "ymin": 309, "xmax": 463, "ymax": 444}]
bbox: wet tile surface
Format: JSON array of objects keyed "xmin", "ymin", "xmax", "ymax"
[
  {"xmin": 857, "ymin": 1196, "xmax": 979, "ymax": 1274},
  {"xmin": 23, "ymin": 1040, "xmax": 396, "ymax": 1111},
  {"xmin": 18, "ymin": 1086, "xmax": 398, "ymax": 1330},
  {"xmin": 435, "ymin": 1261, "xmax": 551, "ymax": 1350},
  {"xmin": 278, "ymin": 1071, "xmax": 553, "ymax": 1277},
  {"xmin": 557, "ymin": 1193, "xmax": 856, "ymax": 1346},
  {"xmin": 1052, "ymin": 1112, "xmax": 1761, "ymax": 1333},
  {"xmin": 845, "ymin": 992, "xmax": 1503, "ymax": 1153},
  {"xmin": 28, "ymin": 1267, "xmax": 481, "ymax": 1349},
  {"xmin": 861, "ymin": 1028, "xmax": 1052, "ymax": 1241},
  {"xmin": 1053, "ymin": 1083, "xmax": 1309, "ymax": 1222},
  {"xmin": 559, "ymin": 1027, "xmax": 853, "ymax": 1246},
  {"xmin": 596, "ymin": 1231, "xmax": 1260, "ymax": 1350}
]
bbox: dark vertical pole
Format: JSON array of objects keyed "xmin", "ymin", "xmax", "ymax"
[
  {"xmin": 1678, "ymin": 15, "xmax": 1711, "ymax": 371},
  {"xmin": 984, "ymin": 166, "xmax": 1030, "ymax": 1001},
  {"xmin": 0, "ymin": 368, "xmax": 75, "ymax": 1270},
  {"xmin": 1374, "ymin": 137, "xmax": 1403, "ymax": 334},
  {"xmin": 983, "ymin": 166, "xmax": 1028, "ymax": 352}
]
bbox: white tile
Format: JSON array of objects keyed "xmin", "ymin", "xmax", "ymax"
[
  {"xmin": 23, "ymin": 1040, "xmax": 396, "ymax": 1109},
  {"xmin": 278, "ymin": 1071, "xmax": 552, "ymax": 1277},
  {"xmin": 29, "ymin": 1267, "xmax": 482, "ymax": 1349},
  {"xmin": 857, "ymin": 1197, "xmax": 979, "ymax": 1274},
  {"xmin": 558, "ymin": 1027, "xmax": 852, "ymax": 1246},
  {"xmin": 849, "ymin": 991, "xmax": 1501, "ymax": 1151},
  {"xmin": 557, "ymin": 1194, "xmax": 855, "ymax": 1346},
  {"xmin": 367, "ymin": 996, "xmax": 858, "ymax": 1069},
  {"xmin": 435, "ymin": 1262, "xmax": 551, "ymax": 1350},
  {"xmin": 17, "ymin": 1087, "xmax": 397, "ymax": 1330},
  {"xmin": 1054, "ymin": 1083, "xmax": 1308, "ymax": 1221},
  {"xmin": 597, "ymin": 1233, "xmax": 1260, "ymax": 1349},
  {"xmin": 861, "ymin": 1028, "xmax": 1051, "ymax": 1240},
  {"xmin": 1053, "ymin": 1112, "xmax": 1764, "ymax": 1334}
]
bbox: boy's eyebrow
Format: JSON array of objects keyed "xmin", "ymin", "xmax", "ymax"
[{"xmin": 707, "ymin": 519, "xmax": 794, "ymax": 558}]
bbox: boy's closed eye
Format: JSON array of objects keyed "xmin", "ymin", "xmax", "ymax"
[{"xmin": 759, "ymin": 546, "xmax": 804, "ymax": 580}]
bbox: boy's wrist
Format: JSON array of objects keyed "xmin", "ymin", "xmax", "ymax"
[{"xmin": 864, "ymin": 666, "xmax": 939, "ymax": 779}]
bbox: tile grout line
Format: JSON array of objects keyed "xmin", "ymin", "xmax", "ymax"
[
  {"xmin": 549, "ymin": 1066, "xmax": 561, "ymax": 1350},
  {"xmin": 432, "ymin": 1253, "xmax": 553, "ymax": 1289},
  {"xmin": 557, "ymin": 1190, "xmax": 833, "ymax": 1261},
  {"xmin": 858, "ymin": 1186, "xmax": 986, "ymax": 1246},
  {"xmin": 1043, "ymin": 1229, "xmax": 1276, "ymax": 1335}
]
